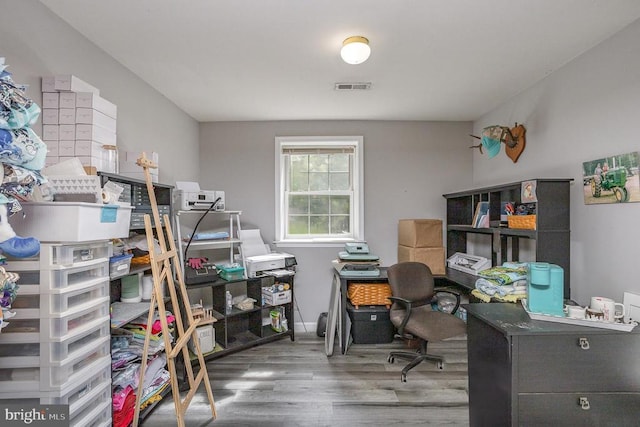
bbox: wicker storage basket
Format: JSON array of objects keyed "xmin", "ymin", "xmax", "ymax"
[
  {"xmin": 347, "ymin": 283, "xmax": 392, "ymax": 309},
  {"xmin": 507, "ymin": 215, "xmax": 537, "ymax": 230}
]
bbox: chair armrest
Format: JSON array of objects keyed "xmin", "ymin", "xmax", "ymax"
[
  {"xmin": 388, "ymin": 296, "xmax": 413, "ymax": 334},
  {"xmin": 433, "ymin": 288, "xmax": 462, "ymax": 314}
]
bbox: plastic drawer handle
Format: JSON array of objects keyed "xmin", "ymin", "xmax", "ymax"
[
  {"xmin": 579, "ymin": 397, "xmax": 590, "ymax": 410},
  {"xmin": 578, "ymin": 337, "xmax": 590, "ymax": 350}
]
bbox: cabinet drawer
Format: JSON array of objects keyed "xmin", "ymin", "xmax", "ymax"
[
  {"xmin": 518, "ymin": 392, "xmax": 640, "ymax": 426},
  {"xmin": 517, "ymin": 334, "xmax": 640, "ymax": 392}
]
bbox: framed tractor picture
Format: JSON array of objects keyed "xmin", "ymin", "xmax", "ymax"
[{"xmin": 582, "ymin": 151, "xmax": 640, "ymax": 204}]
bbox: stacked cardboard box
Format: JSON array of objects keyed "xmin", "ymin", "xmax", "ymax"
[
  {"xmin": 397, "ymin": 219, "xmax": 446, "ymax": 275},
  {"xmin": 41, "ymin": 75, "xmax": 118, "ymax": 173}
]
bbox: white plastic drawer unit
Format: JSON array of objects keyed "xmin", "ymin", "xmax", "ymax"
[
  {"xmin": 38, "ymin": 241, "xmax": 112, "ymax": 267},
  {"xmin": 70, "ymin": 397, "xmax": 111, "ymax": 427},
  {"xmin": 42, "ymin": 321, "xmax": 110, "ymax": 364},
  {"xmin": 40, "ymin": 365, "xmax": 111, "ymax": 420},
  {"xmin": 41, "ymin": 347, "xmax": 111, "ymax": 391},
  {"xmin": 5, "ymin": 259, "xmax": 109, "ymax": 291},
  {"xmin": 41, "ymin": 278, "xmax": 109, "ymax": 315},
  {"xmin": 40, "ymin": 296, "xmax": 110, "ymax": 340},
  {"xmin": 0, "ymin": 366, "xmax": 40, "ymax": 392}
]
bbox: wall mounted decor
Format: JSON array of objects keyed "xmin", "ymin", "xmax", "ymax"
[
  {"xmin": 469, "ymin": 123, "xmax": 526, "ymax": 163},
  {"xmin": 582, "ymin": 151, "xmax": 640, "ymax": 204}
]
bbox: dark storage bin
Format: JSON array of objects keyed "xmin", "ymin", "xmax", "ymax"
[{"xmin": 347, "ymin": 303, "xmax": 395, "ymax": 344}]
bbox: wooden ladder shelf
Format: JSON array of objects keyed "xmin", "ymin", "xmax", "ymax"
[{"xmin": 132, "ymin": 153, "xmax": 217, "ymax": 427}]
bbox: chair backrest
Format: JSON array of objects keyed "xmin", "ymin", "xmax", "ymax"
[{"xmin": 387, "ymin": 262, "xmax": 435, "ymax": 307}]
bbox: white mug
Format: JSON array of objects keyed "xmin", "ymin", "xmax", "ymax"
[
  {"xmin": 565, "ymin": 305, "xmax": 586, "ymax": 319},
  {"xmin": 590, "ymin": 296, "xmax": 624, "ymax": 322}
]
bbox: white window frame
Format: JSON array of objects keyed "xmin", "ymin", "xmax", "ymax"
[{"xmin": 275, "ymin": 136, "xmax": 364, "ymax": 247}]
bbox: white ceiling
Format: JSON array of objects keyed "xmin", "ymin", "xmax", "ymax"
[{"xmin": 39, "ymin": 0, "xmax": 640, "ymax": 122}]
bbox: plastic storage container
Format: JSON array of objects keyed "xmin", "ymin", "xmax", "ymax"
[
  {"xmin": 41, "ymin": 279, "xmax": 109, "ymax": 314},
  {"xmin": 10, "ymin": 202, "xmax": 133, "ymax": 242},
  {"xmin": 109, "ymin": 253, "xmax": 133, "ymax": 278},
  {"xmin": 219, "ymin": 264, "xmax": 245, "ymax": 281},
  {"xmin": 37, "ymin": 241, "xmax": 112, "ymax": 267},
  {"xmin": 346, "ymin": 303, "xmax": 395, "ymax": 344},
  {"xmin": 40, "ymin": 296, "xmax": 109, "ymax": 340}
]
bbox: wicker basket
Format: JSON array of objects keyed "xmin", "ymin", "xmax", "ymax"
[
  {"xmin": 347, "ymin": 283, "xmax": 392, "ymax": 309},
  {"xmin": 507, "ymin": 214, "xmax": 537, "ymax": 230}
]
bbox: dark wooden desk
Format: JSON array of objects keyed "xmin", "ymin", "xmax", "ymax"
[
  {"xmin": 334, "ymin": 267, "xmax": 475, "ymax": 354},
  {"xmin": 465, "ymin": 303, "xmax": 640, "ymax": 426}
]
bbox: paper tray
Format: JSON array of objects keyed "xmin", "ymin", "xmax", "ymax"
[{"xmin": 522, "ymin": 299, "xmax": 637, "ymax": 332}]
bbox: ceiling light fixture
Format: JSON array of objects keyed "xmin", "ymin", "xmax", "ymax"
[{"xmin": 340, "ymin": 36, "xmax": 371, "ymax": 65}]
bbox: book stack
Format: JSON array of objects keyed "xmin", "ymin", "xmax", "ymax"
[{"xmin": 472, "ymin": 201, "xmax": 490, "ymax": 228}]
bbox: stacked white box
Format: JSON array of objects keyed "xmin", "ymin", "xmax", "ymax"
[
  {"xmin": 41, "ymin": 75, "xmax": 118, "ymax": 171},
  {"xmin": 1, "ymin": 241, "xmax": 112, "ymax": 424}
]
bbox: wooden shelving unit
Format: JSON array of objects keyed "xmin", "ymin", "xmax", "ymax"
[{"xmin": 443, "ymin": 178, "xmax": 573, "ymax": 298}]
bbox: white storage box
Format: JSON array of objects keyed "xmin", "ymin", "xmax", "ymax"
[
  {"xmin": 76, "ymin": 92, "xmax": 117, "ymax": 119},
  {"xmin": 75, "ymin": 124, "xmax": 116, "ymax": 145},
  {"xmin": 59, "ymin": 92, "xmax": 76, "ymax": 109},
  {"xmin": 54, "ymin": 75, "xmax": 100, "ymax": 94},
  {"xmin": 59, "ymin": 124, "xmax": 76, "ymax": 140},
  {"xmin": 42, "ymin": 108, "xmax": 59, "ymax": 125},
  {"xmin": 262, "ymin": 288, "xmax": 292, "ymax": 306},
  {"xmin": 41, "ymin": 75, "xmax": 56, "ymax": 92},
  {"xmin": 75, "ymin": 140, "xmax": 104, "ymax": 157},
  {"xmin": 10, "ymin": 202, "xmax": 133, "ymax": 242},
  {"xmin": 45, "ymin": 156, "xmax": 59, "ymax": 167},
  {"xmin": 42, "ymin": 92, "xmax": 59, "ymax": 109},
  {"xmin": 75, "ymin": 108, "xmax": 116, "ymax": 132},
  {"xmin": 58, "ymin": 140, "xmax": 74, "ymax": 156},
  {"xmin": 58, "ymin": 108, "xmax": 75, "ymax": 124},
  {"xmin": 42, "ymin": 124, "xmax": 59, "ymax": 141}
]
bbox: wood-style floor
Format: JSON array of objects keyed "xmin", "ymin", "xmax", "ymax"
[{"xmin": 142, "ymin": 332, "xmax": 469, "ymax": 426}]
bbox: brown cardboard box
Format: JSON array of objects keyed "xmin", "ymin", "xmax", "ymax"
[
  {"xmin": 397, "ymin": 245, "xmax": 446, "ymax": 275},
  {"xmin": 398, "ymin": 219, "xmax": 443, "ymax": 248}
]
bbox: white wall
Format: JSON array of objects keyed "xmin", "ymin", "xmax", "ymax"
[
  {"xmin": 0, "ymin": 0, "xmax": 200, "ymax": 184},
  {"xmin": 473, "ymin": 19, "xmax": 640, "ymax": 306},
  {"xmin": 199, "ymin": 121, "xmax": 473, "ymax": 328}
]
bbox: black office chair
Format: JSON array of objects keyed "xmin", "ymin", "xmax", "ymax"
[{"xmin": 387, "ymin": 261, "xmax": 467, "ymax": 382}]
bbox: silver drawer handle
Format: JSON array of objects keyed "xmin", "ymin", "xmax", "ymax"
[
  {"xmin": 579, "ymin": 397, "xmax": 590, "ymax": 410},
  {"xmin": 578, "ymin": 337, "xmax": 590, "ymax": 350}
]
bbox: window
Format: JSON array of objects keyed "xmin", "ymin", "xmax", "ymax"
[{"xmin": 275, "ymin": 136, "xmax": 363, "ymax": 246}]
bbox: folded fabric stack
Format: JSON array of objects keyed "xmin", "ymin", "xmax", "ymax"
[
  {"xmin": 0, "ymin": 58, "xmax": 47, "ymax": 258},
  {"xmin": 471, "ymin": 262, "xmax": 528, "ymax": 303}
]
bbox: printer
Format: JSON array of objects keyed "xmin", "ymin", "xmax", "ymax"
[
  {"xmin": 175, "ymin": 181, "xmax": 225, "ymax": 211},
  {"xmin": 245, "ymin": 253, "xmax": 297, "ymax": 278}
]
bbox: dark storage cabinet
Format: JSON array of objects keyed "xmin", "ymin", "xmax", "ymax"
[
  {"xmin": 347, "ymin": 303, "xmax": 395, "ymax": 344},
  {"xmin": 443, "ymin": 179, "xmax": 572, "ymax": 299},
  {"xmin": 465, "ymin": 303, "xmax": 640, "ymax": 426}
]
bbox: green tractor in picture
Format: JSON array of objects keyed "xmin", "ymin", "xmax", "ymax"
[{"xmin": 591, "ymin": 167, "xmax": 630, "ymax": 202}]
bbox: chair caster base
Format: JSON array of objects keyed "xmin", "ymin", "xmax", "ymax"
[{"xmin": 388, "ymin": 355, "xmax": 395, "ymax": 364}]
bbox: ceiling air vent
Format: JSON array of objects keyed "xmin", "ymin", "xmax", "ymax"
[{"xmin": 334, "ymin": 82, "xmax": 371, "ymax": 91}]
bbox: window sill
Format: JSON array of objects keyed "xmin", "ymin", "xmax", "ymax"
[{"xmin": 274, "ymin": 238, "xmax": 360, "ymax": 249}]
